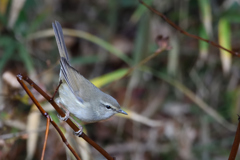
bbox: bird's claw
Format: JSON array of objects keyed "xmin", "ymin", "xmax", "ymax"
[{"xmin": 57, "ymin": 110, "xmax": 69, "ymax": 121}]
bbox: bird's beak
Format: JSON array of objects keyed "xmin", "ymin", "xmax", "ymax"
[{"xmin": 118, "ymin": 109, "xmax": 128, "ymax": 115}]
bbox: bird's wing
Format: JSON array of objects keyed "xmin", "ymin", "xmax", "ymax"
[
  {"xmin": 60, "ymin": 57, "xmax": 84, "ymax": 103},
  {"xmin": 52, "ymin": 21, "xmax": 69, "ymax": 61}
]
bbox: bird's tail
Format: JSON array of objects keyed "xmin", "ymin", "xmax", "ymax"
[{"xmin": 52, "ymin": 21, "xmax": 70, "ymax": 61}]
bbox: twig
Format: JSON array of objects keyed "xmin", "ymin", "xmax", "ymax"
[
  {"xmin": 51, "ymin": 80, "xmax": 62, "ymax": 100},
  {"xmin": 17, "ymin": 74, "xmax": 81, "ymax": 160},
  {"xmin": 123, "ymin": 47, "xmax": 165, "ymax": 79},
  {"xmin": 139, "ymin": 0, "xmax": 240, "ymax": 57},
  {"xmin": 17, "ymin": 74, "xmax": 115, "ymax": 160},
  {"xmin": 143, "ymin": 67, "xmax": 236, "ymax": 131},
  {"xmin": 228, "ymin": 115, "xmax": 240, "ymax": 160},
  {"xmin": 103, "ymin": 46, "xmax": 166, "ymax": 93},
  {"xmin": 41, "ymin": 115, "xmax": 50, "ymax": 160}
]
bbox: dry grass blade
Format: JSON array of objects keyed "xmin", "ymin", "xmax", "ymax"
[
  {"xmin": 118, "ymin": 109, "xmax": 164, "ymax": 127},
  {"xmin": 26, "ymin": 106, "xmax": 41, "ymax": 160},
  {"xmin": 27, "ymin": 28, "xmax": 132, "ymax": 65},
  {"xmin": 8, "ymin": 0, "xmax": 26, "ymax": 28},
  {"xmin": 145, "ymin": 68, "xmax": 236, "ymax": 131}
]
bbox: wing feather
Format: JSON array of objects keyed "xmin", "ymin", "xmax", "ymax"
[{"xmin": 60, "ymin": 58, "xmax": 84, "ymax": 103}]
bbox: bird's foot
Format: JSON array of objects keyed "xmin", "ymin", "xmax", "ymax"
[
  {"xmin": 57, "ymin": 110, "xmax": 70, "ymax": 121},
  {"xmin": 69, "ymin": 117, "xmax": 83, "ymax": 136}
]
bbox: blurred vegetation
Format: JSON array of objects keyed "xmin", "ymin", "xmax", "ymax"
[{"xmin": 1, "ymin": 0, "xmax": 240, "ymax": 160}]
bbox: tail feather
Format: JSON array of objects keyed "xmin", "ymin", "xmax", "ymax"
[{"xmin": 52, "ymin": 21, "xmax": 69, "ymax": 61}]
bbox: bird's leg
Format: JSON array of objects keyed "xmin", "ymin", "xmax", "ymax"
[
  {"xmin": 56, "ymin": 102, "xmax": 70, "ymax": 121},
  {"xmin": 51, "ymin": 80, "xmax": 62, "ymax": 100},
  {"xmin": 69, "ymin": 117, "xmax": 83, "ymax": 136},
  {"xmin": 55, "ymin": 98, "xmax": 69, "ymax": 121}
]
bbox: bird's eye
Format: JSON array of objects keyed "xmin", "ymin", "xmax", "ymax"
[{"xmin": 105, "ymin": 105, "xmax": 111, "ymax": 109}]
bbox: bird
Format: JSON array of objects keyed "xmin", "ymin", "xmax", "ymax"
[{"xmin": 52, "ymin": 21, "xmax": 127, "ymax": 135}]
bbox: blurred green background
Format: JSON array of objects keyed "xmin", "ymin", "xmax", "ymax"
[{"xmin": 1, "ymin": 0, "xmax": 240, "ymax": 159}]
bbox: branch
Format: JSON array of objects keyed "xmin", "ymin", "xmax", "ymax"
[
  {"xmin": 139, "ymin": 0, "xmax": 240, "ymax": 57},
  {"xmin": 17, "ymin": 74, "xmax": 115, "ymax": 160},
  {"xmin": 228, "ymin": 116, "xmax": 240, "ymax": 160}
]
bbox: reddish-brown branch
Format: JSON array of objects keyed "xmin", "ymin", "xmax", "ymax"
[
  {"xmin": 228, "ymin": 116, "xmax": 240, "ymax": 160},
  {"xmin": 17, "ymin": 74, "xmax": 81, "ymax": 160},
  {"xmin": 81, "ymin": 133, "xmax": 115, "ymax": 160},
  {"xmin": 139, "ymin": 0, "xmax": 240, "ymax": 57},
  {"xmin": 41, "ymin": 115, "xmax": 50, "ymax": 160},
  {"xmin": 50, "ymin": 119, "xmax": 80, "ymax": 159},
  {"xmin": 17, "ymin": 74, "xmax": 115, "ymax": 160},
  {"xmin": 52, "ymin": 80, "xmax": 62, "ymax": 100}
]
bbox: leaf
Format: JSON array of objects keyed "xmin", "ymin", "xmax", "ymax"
[
  {"xmin": 28, "ymin": 29, "xmax": 133, "ymax": 65},
  {"xmin": 218, "ymin": 18, "xmax": 231, "ymax": 74},
  {"xmin": 26, "ymin": 105, "xmax": 41, "ymax": 160},
  {"xmin": 8, "ymin": 0, "xmax": 27, "ymax": 28},
  {"xmin": 198, "ymin": 0, "xmax": 212, "ymax": 36},
  {"xmin": 90, "ymin": 68, "xmax": 128, "ymax": 88},
  {"xmin": 27, "ymin": 10, "xmax": 48, "ymax": 35},
  {"xmin": 130, "ymin": 0, "xmax": 153, "ymax": 23},
  {"xmin": 0, "ymin": 36, "xmax": 13, "ymax": 46},
  {"xmin": 199, "ymin": 26, "xmax": 209, "ymax": 60},
  {"xmin": 0, "ymin": 0, "xmax": 9, "ymax": 15},
  {"xmin": 64, "ymin": 29, "xmax": 133, "ymax": 65}
]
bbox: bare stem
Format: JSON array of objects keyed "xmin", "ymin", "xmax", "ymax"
[
  {"xmin": 139, "ymin": 0, "xmax": 240, "ymax": 57},
  {"xmin": 41, "ymin": 115, "xmax": 50, "ymax": 160},
  {"xmin": 17, "ymin": 74, "xmax": 115, "ymax": 160},
  {"xmin": 228, "ymin": 116, "xmax": 240, "ymax": 160}
]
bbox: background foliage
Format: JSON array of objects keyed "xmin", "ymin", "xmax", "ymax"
[{"xmin": 1, "ymin": 0, "xmax": 240, "ymax": 159}]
